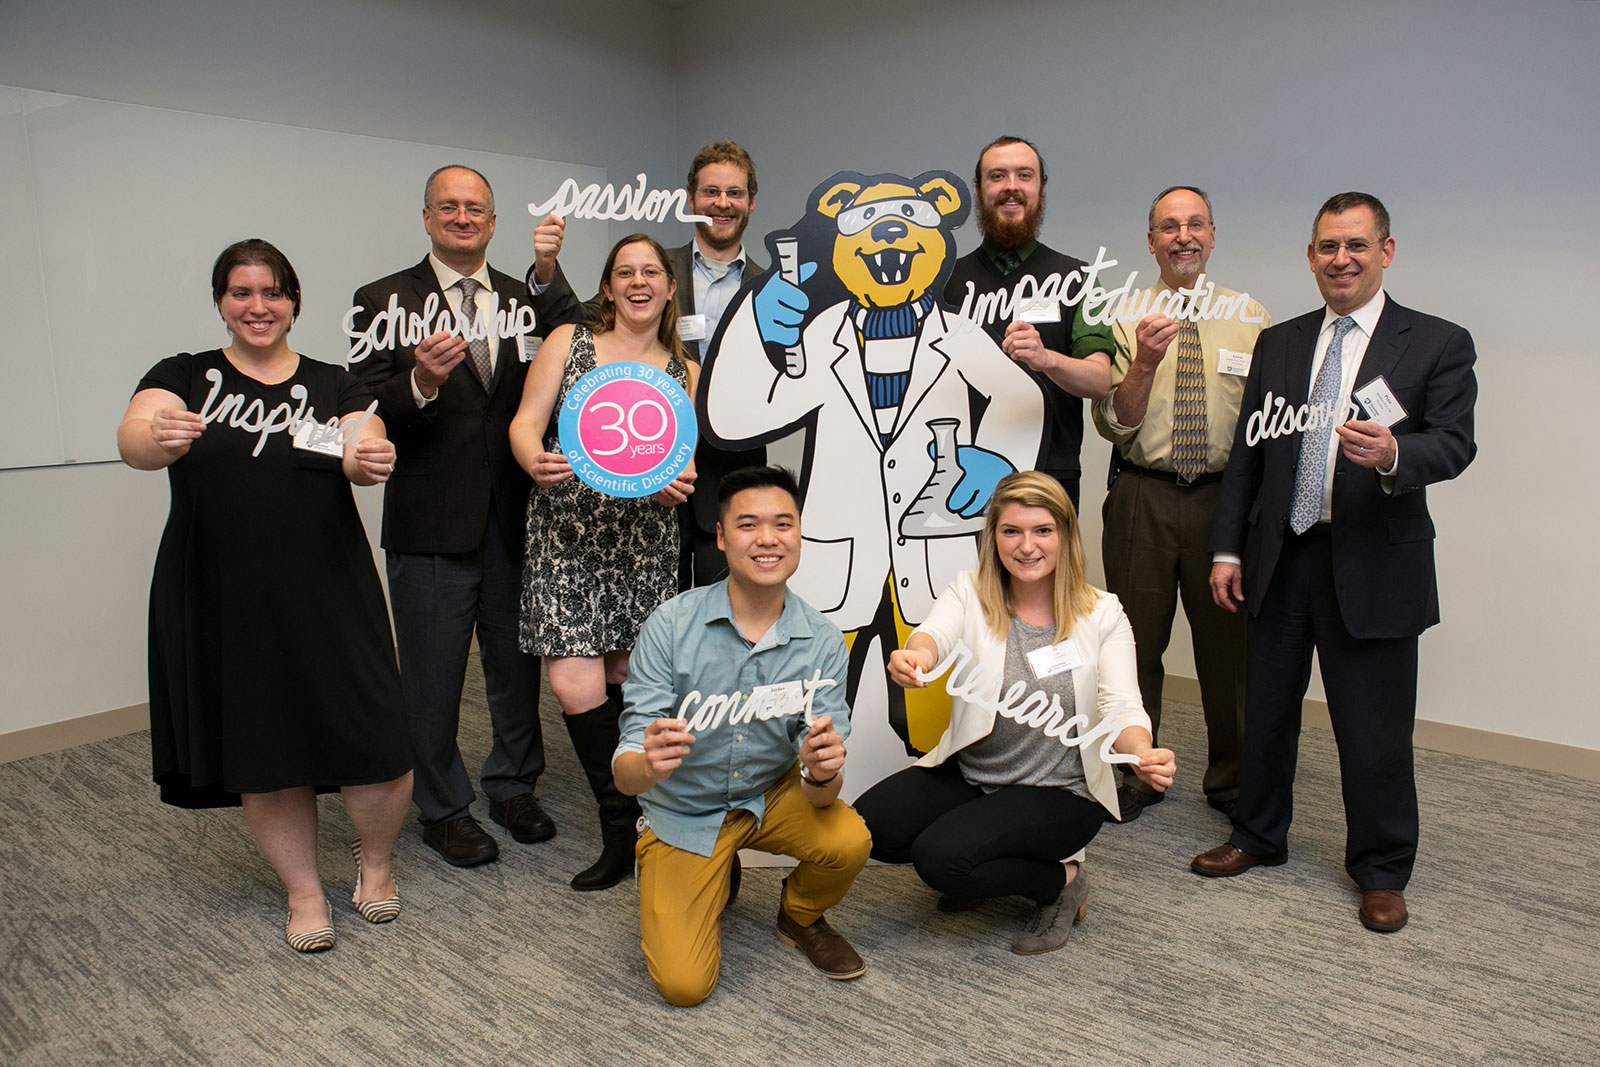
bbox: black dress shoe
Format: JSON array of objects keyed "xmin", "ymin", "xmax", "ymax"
[
  {"xmin": 1207, "ymin": 795, "xmax": 1238, "ymax": 817},
  {"xmin": 422, "ymin": 814, "xmax": 499, "ymax": 867},
  {"xmin": 489, "ymin": 793, "xmax": 557, "ymax": 843},
  {"xmin": 1116, "ymin": 782, "xmax": 1165, "ymax": 822}
]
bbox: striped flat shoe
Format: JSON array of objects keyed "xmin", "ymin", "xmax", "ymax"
[
  {"xmin": 350, "ymin": 840, "xmax": 402, "ymax": 924},
  {"xmin": 285, "ymin": 902, "xmax": 335, "ymax": 953}
]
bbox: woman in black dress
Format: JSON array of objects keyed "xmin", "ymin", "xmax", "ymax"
[{"xmin": 117, "ymin": 239, "xmax": 413, "ymax": 953}]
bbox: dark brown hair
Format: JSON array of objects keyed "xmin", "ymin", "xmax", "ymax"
[{"xmin": 210, "ymin": 239, "xmax": 301, "ymax": 320}]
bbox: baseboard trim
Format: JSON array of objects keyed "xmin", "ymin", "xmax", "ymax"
[
  {"xmin": 8, "ymin": 687, "xmax": 1599, "ymax": 783},
  {"xmin": 1160, "ymin": 676, "xmax": 1599, "ymax": 782},
  {"xmin": 2, "ymin": 704, "xmax": 148, "ymax": 765}
]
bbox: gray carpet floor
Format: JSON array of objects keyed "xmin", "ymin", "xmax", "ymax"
[{"xmin": 3, "ymin": 661, "xmax": 1596, "ymax": 1066}]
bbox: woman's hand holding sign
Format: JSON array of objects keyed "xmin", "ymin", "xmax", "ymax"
[{"xmin": 530, "ymin": 449, "xmax": 574, "ymax": 488}]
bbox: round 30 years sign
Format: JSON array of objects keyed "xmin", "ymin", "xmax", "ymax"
[{"xmin": 557, "ymin": 361, "xmax": 698, "ymax": 498}]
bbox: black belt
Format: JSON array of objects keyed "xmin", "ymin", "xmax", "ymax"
[{"xmin": 1122, "ymin": 463, "xmax": 1225, "ymax": 487}]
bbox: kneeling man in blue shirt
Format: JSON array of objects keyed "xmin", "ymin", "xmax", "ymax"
[{"xmin": 615, "ymin": 465, "xmax": 872, "ymax": 1007}]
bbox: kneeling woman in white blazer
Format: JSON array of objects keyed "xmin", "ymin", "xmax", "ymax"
[{"xmin": 854, "ymin": 471, "xmax": 1175, "ymax": 955}]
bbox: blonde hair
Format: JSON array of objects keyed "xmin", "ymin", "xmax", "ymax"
[{"xmin": 974, "ymin": 471, "xmax": 1097, "ymax": 644}]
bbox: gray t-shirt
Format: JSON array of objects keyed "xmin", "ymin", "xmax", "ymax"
[{"xmin": 957, "ymin": 616, "xmax": 1091, "ymax": 799}]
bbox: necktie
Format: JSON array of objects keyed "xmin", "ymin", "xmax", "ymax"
[
  {"xmin": 457, "ymin": 278, "xmax": 494, "ymax": 391},
  {"xmin": 1170, "ymin": 320, "xmax": 1207, "ymax": 481},
  {"xmin": 1289, "ymin": 315, "xmax": 1356, "ymax": 534}
]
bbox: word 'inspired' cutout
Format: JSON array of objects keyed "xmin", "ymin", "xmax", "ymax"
[{"xmin": 197, "ymin": 367, "xmax": 376, "ymax": 457}]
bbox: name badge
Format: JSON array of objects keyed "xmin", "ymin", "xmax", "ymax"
[
  {"xmin": 519, "ymin": 333, "xmax": 542, "ymax": 363},
  {"xmin": 1352, "ymin": 375, "xmax": 1408, "ymax": 427},
  {"xmin": 1018, "ymin": 300, "xmax": 1062, "ymax": 325},
  {"xmin": 678, "ymin": 314, "xmax": 708, "ymax": 342},
  {"xmin": 292, "ymin": 420, "xmax": 344, "ymax": 457},
  {"xmin": 1026, "ymin": 638, "xmax": 1082, "ymax": 680},
  {"xmin": 1218, "ymin": 348, "xmax": 1252, "ymax": 377}
]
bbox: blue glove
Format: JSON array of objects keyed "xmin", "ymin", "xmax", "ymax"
[
  {"xmin": 926, "ymin": 443, "xmax": 1015, "ymax": 518},
  {"xmin": 752, "ymin": 262, "xmax": 816, "ymax": 347}
]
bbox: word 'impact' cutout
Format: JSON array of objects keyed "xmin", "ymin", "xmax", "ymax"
[
  {"xmin": 914, "ymin": 639, "xmax": 1143, "ymax": 765},
  {"xmin": 344, "ymin": 291, "xmax": 537, "ymax": 364},
  {"xmin": 953, "ymin": 257, "xmax": 1265, "ymax": 333},
  {"xmin": 676, "ymin": 671, "xmax": 839, "ymax": 735},
  {"xmin": 197, "ymin": 367, "xmax": 376, "ymax": 457},
  {"xmin": 1243, "ymin": 391, "xmax": 1361, "ymax": 447},
  {"xmin": 528, "ymin": 173, "xmax": 713, "ymax": 224},
  {"xmin": 557, "ymin": 360, "xmax": 698, "ymax": 498}
]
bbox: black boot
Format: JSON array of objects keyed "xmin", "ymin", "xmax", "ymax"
[{"xmin": 564, "ymin": 696, "xmax": 641, "ymax": 891}]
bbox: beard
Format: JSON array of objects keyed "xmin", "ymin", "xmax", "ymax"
[
  {"xmin": 977, "ymin": 190, "xmax": 1046, "ymax": 249},
  {"xmin": 696, "ymin": 211, "xmax": 750, "ymax": 253}
]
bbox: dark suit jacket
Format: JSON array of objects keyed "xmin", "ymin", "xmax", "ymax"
[
  {"xmin": 350, "ymin": 257, "xmax": 534, "ymax": 556},
  {"xmin": 1210, "ymin": 296, "xmax": 1477, "ymax": 639},
  {"xmin": 527, "ymin": 241, "xmax": 767, "ymax": 535}
]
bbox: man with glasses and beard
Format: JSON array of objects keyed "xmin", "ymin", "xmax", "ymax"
[
  {"xmin": 528, "ymin": 141, "xmax": 766, "ymax": 588},
  {"xmin": 944, "ymin": 136, "xmax": 1114, "ymax": 510}
]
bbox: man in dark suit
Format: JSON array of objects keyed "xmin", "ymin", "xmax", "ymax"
[
  {"xmin": 526, "ymin": 140, "xmax": 766, "ymax": 587},
  {"xmin": 350, "ymin": 164, "xmax": 552, "ymax": 868},
  {"xmin": 1191, "ymin": 192, "xmax": 1477, "ymax": 933}
]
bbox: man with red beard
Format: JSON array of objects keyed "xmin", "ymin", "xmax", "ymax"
[
  {"xmin": 527, "ymin": 140, "xmax": 766, "ymax": 587},
  {"xmin": 944, "ymin": 136, "xmax": 1113, "ymax": 509},
  {"xmin": 1092, "ymin": 186, "xmax": 1271, "ymax": 821}
]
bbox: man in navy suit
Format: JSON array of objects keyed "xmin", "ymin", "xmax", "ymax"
[
  {"xmin": 1190, "ymin": 192, "xmax": 1477, "ymax": 933},
  {"xmin": 350, "ymin": 165, "xmax": 552, "ymax": 867}
]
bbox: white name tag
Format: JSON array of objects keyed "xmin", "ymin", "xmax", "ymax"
[
  {"xmin": 1026, "ymin": 638, "xmax": 1082, "ymax": 680},
  {"xmin": 678, "ymin": 314, "xmax": 708, "ymax": 342},
  {"xmin": 1352, "ymin": 375, "xmax": 1408, "ymax": 427},
  {"xmin": 292, "ymin": 420, "xmax": 344, "ymax": 457},
  {"xmin": 1218, "ymin": 348, "xmax": 1252, "ymax": 377},
  {"xmin": 519, "ymin": 333, "xmax": 542, "ymax": 363},
  {"xmin": 1018, "ymin": 300, "xmax": 1062, "ymax": 325}
]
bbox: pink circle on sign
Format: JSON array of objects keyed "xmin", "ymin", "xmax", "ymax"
[{"xmin": 574, "ymin": 379, "xmax": 680, "ymax": 476}]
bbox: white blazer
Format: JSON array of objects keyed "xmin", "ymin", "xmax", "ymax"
[{"xmin": 911, "ymin": 571, "xmax": 1150, "ymax": 818}]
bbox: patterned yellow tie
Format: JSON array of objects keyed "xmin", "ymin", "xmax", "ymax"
[{"xmin": 1171, "ymin": 321, "xmax": 1207, "ymax": 481}]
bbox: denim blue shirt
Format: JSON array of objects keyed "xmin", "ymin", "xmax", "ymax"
[
  {"xmin": 690, "ymin": 245, "xmax": 747, "ymax": 358},
  {"xmin": 617, "ymin": 581, "xmax": 851, "ymax": 856}
]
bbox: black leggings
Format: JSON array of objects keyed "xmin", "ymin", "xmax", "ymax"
[{"xmin": 854, "ymin": 760, "xmax": 1106, "ymax": 905}]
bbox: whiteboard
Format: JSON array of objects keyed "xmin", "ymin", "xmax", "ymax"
[{"xmin": 0, "ymin": 85, "xmax": 609, "ymax": 469}]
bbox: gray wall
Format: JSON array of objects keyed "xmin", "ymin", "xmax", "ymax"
[
  {"xmin": 0, "ymin": 0, "xmax": 680, "ymax": 734},
  {"xmin": 5, "ymin": 0, "xmax": 1597, "ymax": 755},
  {"xmin": 676, "ymin": 0, "xmax": 1598, "ymax": 749}
]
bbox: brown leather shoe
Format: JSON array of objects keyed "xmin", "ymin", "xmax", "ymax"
[
  {"xmin": 489, "ymin": 793, "xmax": 556, "ymax": 843},
  {"xmin": 1190, "ymin": 842, "xmax": 1287, "ymax": 877},
  {"xmin": 422, "ymin": 814, "xmax": 499, "ymax": 867},
  {"xmin": 1359, "ymin": 889, "xmax": 1409, "ymax": 932},
  {"xmin": 776, "ymin": 907, "xmax": 865, "ymax": 980}
]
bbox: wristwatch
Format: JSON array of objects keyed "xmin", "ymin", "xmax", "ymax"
[{"xmin": 801, "ymin": 763, "xmax": 837, "ymax": 787}]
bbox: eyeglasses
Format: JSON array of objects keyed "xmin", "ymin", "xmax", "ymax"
[
  {"xmin": 428, "ymin": 202, "xmax": 490, "ymax": 220},
  {"xmin": 611, "ymin": 265, "xmax": 667, "ymax": 281},
  {"xmin": 835, "ymin": 197, "xmax": 942, "ymax": 237},
  {"xmin": 1153, "ymin": 219, "xmax": 1212, "ymax": 236},
  {"xmin": 1313, "ymin": 238, "xmax": 1380, "ymax": 258},
  {"xmin": 696, "ymin": 186, "xmax": 747, "ymax": 202}
]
